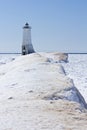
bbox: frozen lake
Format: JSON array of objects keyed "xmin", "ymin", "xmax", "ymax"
[{"xmin": 62, "ymin": 54, "xmax": 87, "ymax": 102}]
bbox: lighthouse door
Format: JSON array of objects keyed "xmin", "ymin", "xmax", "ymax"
[{"xmin": 22, "ymin": 46, "xmax": 26, "ymax": 55}]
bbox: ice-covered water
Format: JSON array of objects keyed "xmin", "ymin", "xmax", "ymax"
[
  {"xmin": 0, "ymin": 54, "xmax": 20, "ymax": 65},
  {"xmin": 62, "ymin": 54, "xmax": 87, "ymax": 103}
]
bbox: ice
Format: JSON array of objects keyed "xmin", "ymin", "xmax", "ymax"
[
  {"xmin": 62, "ymin": 54, "xmax": 87, "ymax": 103},
  {"xmin": 0, "ymin": 54, "xmax": 19, "ymax": 65}
]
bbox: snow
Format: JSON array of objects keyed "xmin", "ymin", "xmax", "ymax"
[
  {"xmin": 39, "ymin": 52, "xmax": 68, "ymax": 62},
  {"xmin": 0, "ymin": 53, "xmax": 87, "ymax": 130}
]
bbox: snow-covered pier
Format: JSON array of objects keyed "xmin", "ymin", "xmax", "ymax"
[{"xmin": 0, "ymin": 53, "xmax": 87, "ymax": 130}]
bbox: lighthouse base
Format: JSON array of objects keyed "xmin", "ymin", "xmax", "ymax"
[{"xmin": 22, "ymin": 44, "xmax": 35, "ymax": 55}]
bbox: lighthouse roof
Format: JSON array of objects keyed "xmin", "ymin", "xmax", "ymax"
[{"xmin": 23, "ymin": 23, "xmax": 31, "ymax": 29}]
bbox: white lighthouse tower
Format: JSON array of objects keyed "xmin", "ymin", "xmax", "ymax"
[{"xmin": 22, "ymin": 23, "xmax": 35, "ymax": 55}]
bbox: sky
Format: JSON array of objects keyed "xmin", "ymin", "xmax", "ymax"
[{"xmin": 0, "ymin": 0, "xmax": 87, "ymax": 53}]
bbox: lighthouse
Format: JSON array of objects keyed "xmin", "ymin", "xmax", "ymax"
[{"xmin": 22, "ymin": 23, "xmax": 35, "ymax": 55}]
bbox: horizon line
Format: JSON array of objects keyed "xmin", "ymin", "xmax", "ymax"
[{"xmin": 0, "ymin": 52, "xmax": 87, "ymax": 54}]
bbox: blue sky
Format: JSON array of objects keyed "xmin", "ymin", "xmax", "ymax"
[{"xmin": 0, "ymin": 0, "xmax": 87, "ymax": 53}]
